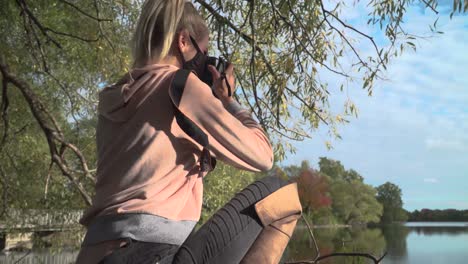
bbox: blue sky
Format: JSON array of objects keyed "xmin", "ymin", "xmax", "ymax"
[{"xmin": 281, "ymin": 2, "xmax": 468, "ymax": 211}]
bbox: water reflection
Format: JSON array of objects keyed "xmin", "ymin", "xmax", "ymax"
[
  {"xmin": 1, "ymin": 222, "xmax": 468, "ymax": 263},
  {"xmin": 284, "ymin": 225, "xmax": 388, "ymax": 264},
  {"xmin": 284, "ymin": 222, "xmax": 468, "ymax": 264},
  {"xmin": 381, "ymin": 224, "xmax": 409, "ymax": 263},
  {"xmin": 0, "ymin": 249, "xmax": 78, "ymax": 264},
  {"xmin": 410, "ymin": 226, "xmax": 468, "ymax": 236}
]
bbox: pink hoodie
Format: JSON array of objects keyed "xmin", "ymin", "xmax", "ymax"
[{"xmin": 80, "ymin": 63, "xmax": 273, "ymax": 229}]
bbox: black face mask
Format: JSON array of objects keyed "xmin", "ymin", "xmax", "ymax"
[
  {"xmin": 180, "ymin": 36, "xmax": 230, "ymax": 90},
  {"xmin": 181, "ymin": 36, "xmax": 208, "ymax": 81}
]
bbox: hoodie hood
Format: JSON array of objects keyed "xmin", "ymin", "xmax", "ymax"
[{"xmin": 98, "ymin": 64, "xmax": 178, "ymax": 122}]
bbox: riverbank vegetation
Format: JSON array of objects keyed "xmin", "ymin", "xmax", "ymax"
[
  {"xmin": 407, "ymin": 209, "xmax": 468, "ymax": 222},
  {"xmin": 1, "ymin": 0, "xmax": 465, "ymax": 253},
  {"xmin": 0, "ymin": 0, "xmax": 459, "ymax": 220},
  {"xmin": 202, "ymin": 157, "xmax": 407, "ymax": 227}
]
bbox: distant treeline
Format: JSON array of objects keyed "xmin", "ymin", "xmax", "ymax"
[
  {"xmin": 277, "ymin": 158, "xmax": 407, "ymax": 225},
  {"xmin": 407, "ymin": 209, "xmax": 468, "ymax": 222},
  {"xmin": 203, "ymin": 157, "xmax": 407, "ymax": 226}
]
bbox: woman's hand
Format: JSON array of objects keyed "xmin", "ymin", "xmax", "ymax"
[{"xmin": 207, "ymin": 63, "xmax": 237, "ymax": 106}]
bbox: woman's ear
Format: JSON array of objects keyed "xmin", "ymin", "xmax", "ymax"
[{"xmin": 177, "ymin": 29, "xmax": 190, "ymax": 53}]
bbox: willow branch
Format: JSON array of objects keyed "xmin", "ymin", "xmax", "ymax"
[
  {"xmin": 319, "ymin": 0, "xmax": 384, "ymax": 67},
  {"xmin": 421, "ymin": 0, "xmax": 439, "ymax": 14},
  {"xmin": 249, "ymin": 0, "xmax": 263, "ymax": 124},
  {"xmin": 199, "ymin": 0, "xmax": 331, "ymax": 126},
  {"xmin": 16, "ymin": 0, "xmax": 62, "ymax": 48},
  {"xmin": 273, "ymin": 0, "xmax": 349, "ymax": 77},
  {"xmin": 57, "ymin": 0, "xmax": 112, "ymax": 21},
  {"xmin": 16, "ymin": 0, "xmax": 100, "ymax": 45}
]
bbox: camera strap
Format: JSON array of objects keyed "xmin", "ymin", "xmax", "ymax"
[
  {"xmin": 220, "ymin": 72, "xmax": 232, "ymax": 97},
  {"xmin": 169, "ymin": 69, "xmax": 216, "ymax": 174}
]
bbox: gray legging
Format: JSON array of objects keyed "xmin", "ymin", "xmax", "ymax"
[{"xmin": 100, "ymin": 176, "xmax": 288, "ymax": 264}]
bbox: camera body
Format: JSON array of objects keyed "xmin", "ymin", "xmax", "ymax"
[
  {"xmin": 201, "ymin": 56, "xmax": 229, "ymax": 87},
  {"xmin": 207, "ymin": 56, "xmax": 229, "ymax": 74}
]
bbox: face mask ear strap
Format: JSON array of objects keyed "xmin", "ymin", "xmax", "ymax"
[
  {"xmin": 189, "ymin": 35, "xmax": 203, "ymax": 53},
  {"xmin": 177, "ymin": 34, "xmax": 186, "ymax": 65},
  {"xmin": 178, "ymin": 49, "xmax": 186, "ymax": 65},
  {"xmin": 177, "ymin": 34, "xmax": 200, "ymax": 65}
]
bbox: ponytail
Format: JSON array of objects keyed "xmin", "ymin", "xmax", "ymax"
[{"xmin": 132, "ymin": 0, "xmax": 208, "ymax": 68}]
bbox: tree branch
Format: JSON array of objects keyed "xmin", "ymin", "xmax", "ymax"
[
  {"xmin": 1, "ymin": 76, "xmax": 9, "ymax": 152},
  {"xmin": 319, "ymin": 0, "xmax": 384, "ymax": 68},
  {"xmin": 284, "ymin": 215, "xmax": 387, "ymax": 263},
  {"xmin": 421, "ymin": 0, "xmax": 439, "ymax": 14},
  {"xmin": 57, "ymin": 0, "xmax": 113, "ymax": 22},
  {"xmin": 16, "ymin": 0, "xmax": 62, "ymax": 48},
  {"xmin": 16, "ymin": 0, "xmax": 100, "ymax": 46},
  {"xmin": 0, "ymin": 57, "xmax": 93, "ymax": 205}
]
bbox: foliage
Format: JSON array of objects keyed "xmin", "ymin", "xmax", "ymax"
[
  {"xmin": 202, "ymin": 157, "xmax": 387, "ymax": 227},
  {"xmin": 381, "ymin": 223, "xmax": 410, "ymax": 260},
  {"xmin": 319, "ymin": 157, "xmax": 383, "ymax": 225},
  {"xmin": 284, "ymin": 225, "xmax": 388, "ymax": 263},
  {"xmin": 0, "ymin": 0, "xmax": 462, "ymax": 222},
  {"xmin": 408, "ymin": 208, "xmax": 468, "ymax": 222},
  {"xmin": 376, "ymin": 182, "xmax": 408, "ymax": 223},
  {"xmin": 318, "ymin": 157, "xmax": 346, "ymax": 180},
  {"xmin": 283, "ymin": 158, "xmax": 384, "ymax": 226},
  {"xmin": 294, "ymin": 169, "xmax": 332, "ymax": 213},
  {"xmin": 283, "ymin": 160, "xmax": 311, "ymax": 179},
  {"xmin": 200, "ymin": 161, "xmax": 263, "ymax": 223},
  {"xmin": 451, "ymin": 0, "xmax": 468, "ymax": 16},
  {"xmin": 0, "ymin": 0, "xmax": 134, "ymax": 210}
]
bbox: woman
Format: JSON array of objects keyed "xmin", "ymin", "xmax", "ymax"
[{"xmin": 76, "ymin": 1, "xmax": 302, "ymax": 263}]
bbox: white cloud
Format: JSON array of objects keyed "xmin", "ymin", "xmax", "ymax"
[
  {"xmin": 423, "ymin": 178, "xmax": 439, "ymax": 183},
  {"xmin": 284, "ymin": 4, "xmax": 468, "ymax": 210},
  {"xmin": 425, "ymin": 138, "xmax": 466, "ymax": 152}
]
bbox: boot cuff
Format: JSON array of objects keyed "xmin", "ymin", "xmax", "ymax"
[{"xmin": 254, "ymin": 182, "xmax": 302, "ymax": 227}]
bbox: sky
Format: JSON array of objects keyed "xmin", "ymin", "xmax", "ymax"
[{"xmin": 281, "ymin": 2, "xmax": 468, "ymax": 211}]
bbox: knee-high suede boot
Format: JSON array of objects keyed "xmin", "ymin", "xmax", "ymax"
[{"xmin": 240, "ymin": 182, "xmax": 302, "ymax": 264}]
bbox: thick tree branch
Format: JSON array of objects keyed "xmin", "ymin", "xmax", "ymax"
[
  {"xmin": 0, "ymin": 57, "xmax": 93, "ymax": 205},
  {"xmin": 1, "ymin": 76, "xmax": 9, "ymax": 151}
]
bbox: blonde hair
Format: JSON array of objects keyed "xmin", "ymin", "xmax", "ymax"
[{"xmin": 132, "ymin": 0, "xmax": 208, "ymax": 67}]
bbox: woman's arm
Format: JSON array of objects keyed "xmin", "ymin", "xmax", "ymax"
[{"xmin": 178, "ymin": 73, "xmax": 274, "ymax": 172}]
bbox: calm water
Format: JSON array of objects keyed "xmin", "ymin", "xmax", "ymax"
[
  {"xmin": 283, "ymin": 222, "xmax": 468, "ymax": 264},
  {"xmin": 1, "ymin": 222, "xmax": 467, "ymax": 263}
]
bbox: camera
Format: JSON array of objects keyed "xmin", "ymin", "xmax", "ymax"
[
  {"xmin": 207, "ymin": 56, "xmax": 229, "ymax": 74},
  {"xmin": 201, "ymin": 56, "xmax": 230, "ymax": 87}
]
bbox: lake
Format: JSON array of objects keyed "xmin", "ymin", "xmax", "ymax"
[
  {"xmin": 1, "ymin": 222, "xmax": 467, "ymax": 263},
  {"xmin": 283, "ymin": 222, "xmax": 468, "ymax": 263}
]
